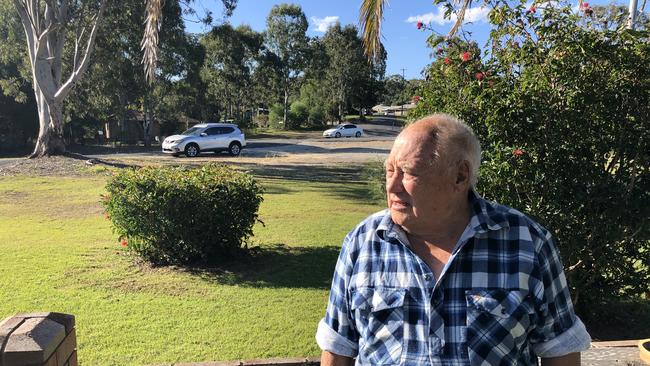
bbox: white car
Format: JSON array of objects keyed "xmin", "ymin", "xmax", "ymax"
[
  {"xmin": 162, "ymin": 123, "xmax": 246, "ymax": 157},
  {"xmin": 323, "ymin": 124, "xmax": 364, "ymax": 138}
]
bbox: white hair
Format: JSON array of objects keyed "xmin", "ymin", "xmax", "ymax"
[{"xmin": 410, "ymin": 113, "xmax": 482, "ymax": 187}]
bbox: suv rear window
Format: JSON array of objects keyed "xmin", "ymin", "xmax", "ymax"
[{"xmin": 204, "ymin": 127, "xmax": 221, "ymax": 136}]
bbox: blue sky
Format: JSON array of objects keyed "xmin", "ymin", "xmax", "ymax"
[{"xmin": 184, "ymin": 0, "xmax": 632, "ymax": 80}]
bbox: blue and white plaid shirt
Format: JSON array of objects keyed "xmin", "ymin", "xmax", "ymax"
[{"xmin": 316, "ymin": 191, "xmax": 591, "ymax": 365}]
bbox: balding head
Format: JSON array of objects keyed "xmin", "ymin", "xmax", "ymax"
[{"xmin": 399, "ymin": 114, "xmax": 481, "ymax": 187}]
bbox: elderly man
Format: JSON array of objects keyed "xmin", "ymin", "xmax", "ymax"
[{"xmin": 316, "ymin": 114, "xmax": 591, "ymax": 366}]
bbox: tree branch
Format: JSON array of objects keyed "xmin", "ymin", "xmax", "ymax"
[
  {"xmin": 55, "ymin": 0, "xmax": 106, "ymax": 101},
  {"xmin": 12, "ymin": 0, "xmax": 37, "ymax": 63}
]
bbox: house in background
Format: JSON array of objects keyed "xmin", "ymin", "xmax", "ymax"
[{"xmin": 104, "ymin": 111, "xmax": 201, "ymax": 144}]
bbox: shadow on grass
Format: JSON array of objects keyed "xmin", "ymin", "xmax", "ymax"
[
  {"xmin": 185, "ymin": 244, "xmax": 340, "ymax": 289},
  {"xmin": 249, "ymin": 164, "xmax": 381, "ymax": 205},
  {"xmin": 249, "ymin": 164, "xmax": 362, "ymax": 184}
]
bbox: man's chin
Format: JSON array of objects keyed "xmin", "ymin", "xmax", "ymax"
[{"xmin": 389, "ymin": 209, "xmax": 412, "ymax": 227}]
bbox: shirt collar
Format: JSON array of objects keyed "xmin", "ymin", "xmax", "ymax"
[
  {"xmin": 376, "ymin": 189, "xmax": 510, "ymax": 243},
  {"xmin": 467, "ymin": 188, "xmax": 510, "ymax": 233}
]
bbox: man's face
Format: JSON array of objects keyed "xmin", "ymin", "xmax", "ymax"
[{"xmin": 385, "ymin": 129, "xmax": 460, "ymax": 234}]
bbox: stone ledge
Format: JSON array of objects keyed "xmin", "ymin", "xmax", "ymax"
[
  {"xmin": 592, "ymin": 340, "xmax": 643, "ymax": 348},
  {"xmin": 152, "ymin": 357, "xmax": 320, "ymax": 366},
  {"xmin": 0, "ymin": 313, "xmax": 76, "ymax": 366}
]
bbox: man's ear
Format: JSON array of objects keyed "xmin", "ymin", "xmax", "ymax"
[{"xmin": 455, "ymin": 160, "xmax": 470, "ymax": 188}]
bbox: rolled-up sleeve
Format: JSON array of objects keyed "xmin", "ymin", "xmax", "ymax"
[
  {"xmin": 530, "ymin": 230, "xmax": 591, "ymax": 357},
  {"xmin": 315, "ymin": 235, "xmax": 359, "ymax": 357}
]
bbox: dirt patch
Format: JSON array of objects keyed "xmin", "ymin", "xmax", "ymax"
[
  {"xmin": 0, "ymin": 156, "xmax": 100, "ymax": 177},
  {"xmin": 0, "ymin": 190, "xmax": 29, "ymax": 200}
]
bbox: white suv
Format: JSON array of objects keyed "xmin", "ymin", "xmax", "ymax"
[{"xmin": 162, "ymin": 123, "xmax": 246, "ymax": 157}]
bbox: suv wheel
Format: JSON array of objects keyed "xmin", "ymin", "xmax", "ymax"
[
  {"xmin": 229, "ymin": 142, "xmax": 242, "ymax": 156},
  {"xmin": 185, "ymin": 143, "xmax": 200, "ymax": 157},
  {"xmin": 355, "ymin": 131, "xmax": 362, "ymax": 138},
  {"xmin": 335, "ymin": 132, "xmax": 341, "ymax": 138}
]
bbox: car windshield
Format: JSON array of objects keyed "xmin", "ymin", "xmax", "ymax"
[{"xmin": 181, "ymin": 127, "xmax": 202, "ymax": 136}]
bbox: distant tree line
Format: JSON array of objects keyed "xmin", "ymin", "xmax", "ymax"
[{"xmin": 0, "ymin": 1, "xmax": 418, "ymax": 152}]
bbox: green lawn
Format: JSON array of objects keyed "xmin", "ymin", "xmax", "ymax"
[{"xmin": 0, "ymin": 169, "xmax": 383, "ymax": 365}]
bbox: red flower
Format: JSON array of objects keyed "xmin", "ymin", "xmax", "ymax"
[
  {"xmin": 461, "ymin": 51, "xmax": 471, "ymax": 62},
  {"xmin": 412, "ymin": 95, "xmax": 421, "ymax": 103},
  {"xmin": 416, "ymin": 21, "xmax": 423, "ymax": 30},
  {"xmin": 581, "ymin": 2, "xmax": 590, "ymax": 8},
  {"xmin": 475, "ymin": 72, "xmax": 485, "ymax": 81},
  {"xmin": 444, "ymin": 57, "xmax": 451, "ymax": 65},
  {"xmin": 527, "ymin": 5, "xmax": 536, "ymax": 13},
  {"xmin": 121, "ymin": 239, "xmax": 128, "ymax": 247},
  {"xmin": 513, "ymin": 149, "xmax": 525, "ymax": 157}
]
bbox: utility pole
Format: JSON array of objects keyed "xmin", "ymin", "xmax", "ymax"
[
  {"xmin": 400, "ymin": 68, "xmax": 407, "ymax": 124},
  {"xmin": 628, "ymin": 0, "xmax": 638, "ymax": 29}
]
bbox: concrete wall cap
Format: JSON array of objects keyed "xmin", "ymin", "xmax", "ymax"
[{"xmin": 2, "ymin": 318, "xmax": 65, "ymax": 366}]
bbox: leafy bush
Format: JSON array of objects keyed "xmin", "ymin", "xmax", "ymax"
[
  {"xmin": 361, "ymin": 160, "xmax": 386, "ymax": 204},
  {"xmin": 308, "ymin": 105, "xmax": 326, "ymax": 127},
  {"xmin": 268, "ymin": 103, "xmax": 284, "ymax": 125},
  {"xmin": 290, "ymin": 101, "xmax": 309, "ymax": 125},
  {"xmin": 103, "ymin": 164, "xmax": 264, "ymax": 265},
  {"xmin": 410, "ymin": 2, "xmax": 649, "ymax": 311}
]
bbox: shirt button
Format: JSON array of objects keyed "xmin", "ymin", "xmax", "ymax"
[{"xmin": 424, "ymin": 274, "xmax": 432, "ymax": 281}]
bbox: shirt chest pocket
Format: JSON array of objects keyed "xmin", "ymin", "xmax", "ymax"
[
  {"xmin": 351, "ymin": 287, "xmax": 406, "ymax": 365},
  {"xmin": 465, "ymin": 289, "xmax": 536, "ymax": 366}
]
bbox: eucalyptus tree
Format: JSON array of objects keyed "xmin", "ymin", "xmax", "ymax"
[
  {"xmin": 265, "ymin": 3, "xmax": 309, "ymax": 127},
  {"xmin": 322, "ymin": 24, "xmax": 385, "ymax": 121},
  {"xmin": 200, "ymin": 24, "xmax": 263, "ymax": 123},
  {"xmin": 9, "ymin": 0, "xmax": 236, "ymax": 157},
  {"xmin": 11, "ymin": 0, "xmax": 107, "ymax": 157},
  {"xmin": 67, "ymin": 0, "xmax": 191, "ymax": 146}
]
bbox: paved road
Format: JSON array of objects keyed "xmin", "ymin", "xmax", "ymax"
[
  {"xmin": 0, "ymin": 117, "xmax": 404, "ymax": 167},
  {"xmin": 82, "ymin": 117, "xmax": 404, "ymax": 165}
]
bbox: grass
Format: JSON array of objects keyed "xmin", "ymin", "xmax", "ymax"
[{"xmin": 0, "ymin": 170, "xmax": 383, "ymax": 365}]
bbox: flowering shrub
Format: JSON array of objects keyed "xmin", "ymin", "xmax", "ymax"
[
  {"xmin": 102, "ymin": 164, "xmax": 264, "ymax": 265},
  {"xmin": 411, "ymin": 1, "xmax": 650, "ymax": 312}
]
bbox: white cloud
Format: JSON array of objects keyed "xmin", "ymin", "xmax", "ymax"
[
  {"xmin": 406, "ymin": 5, "xmax": 489, "ymax": 26},
  {"xmin": 311, "ymin": 16, "xmax": 340, "ymax": 32}
]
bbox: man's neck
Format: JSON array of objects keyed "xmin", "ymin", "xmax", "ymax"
[{"xmin": 407, "ymin": 198, "xmax": 472, "ymax": 252}]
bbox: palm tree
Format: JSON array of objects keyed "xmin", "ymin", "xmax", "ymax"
[
  {"xmin": 359, "ymin": 0, "xmax": 472, "ymax": 61},
  {"xmin": 142, "ymin": 0, "xmax": 237, "ymax": 83}
]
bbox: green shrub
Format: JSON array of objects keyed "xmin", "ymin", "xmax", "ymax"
[
  {"xmin": 361, "ymin": 160, "xmax": 386, "ymax": 204},
  {"xmin": 102, "ymin": 164, "xmax": 264, "ymax": 265},
  {"xmin": 290, "ymin": 101, "xmax": 309, "ymax": 125},
  {"xmin": 268, "ymin": 103, "xmax": 284, "ymax": 126},
  {"xmin": 308, "ymin": 105, "xmax": 326, "ymax": 127},
  {"xmin": 410, "ymin": 2, "xmax": 650, "ymax": 311}
]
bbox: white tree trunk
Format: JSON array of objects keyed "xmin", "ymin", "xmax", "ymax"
[
  {"xmin": 12, "ymin": 0, "xmax": 106, "ymax": 158},
  {"xmin": 283, "ymin": 87, "xmax": 289, "ymax": 128},
  {"xmin": 32, "ymin": 84, "xmax": 66, "ymax": 156}
]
